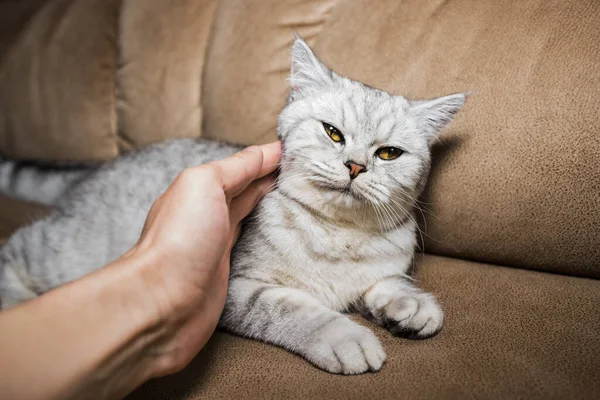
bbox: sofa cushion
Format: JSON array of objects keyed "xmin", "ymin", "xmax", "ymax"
[
  {"xmin": 0, "ymin": 0, "xmax": 122, "ymax": 162},
  {"xmin": 129, "ymin": 255, "xmax": 600, "ymax": 399},
  {"xmin": 0, "ymin": 0, "xmax": 48, "ymax": 57},
  {"xmin": 0, "ymin": 0, "xmax": 217, "ymax": 162},
  {"xmin": 202, "ymin": 0, "xmax": 600, "ymax": 277},
  {"xmin": 116, "ymin": 0, "xmax": 218, "ymax": 152}
]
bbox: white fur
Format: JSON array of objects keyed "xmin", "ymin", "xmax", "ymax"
[
  {"xmin": 0, "ymin": 35, "xmax": 467, "ymax": 375},
  {"xmin": 221, "ymin": 36, "xmax": 468, "ymax": 374}
]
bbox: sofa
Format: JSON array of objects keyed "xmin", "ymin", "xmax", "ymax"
[{"xmin": 1, "ymin": 0, "xmax": 599, "ymax": 398}]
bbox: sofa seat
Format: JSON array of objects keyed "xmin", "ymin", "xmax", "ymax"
[
  {"xmin": 3, "ymin": 198, "xmax": 598, "ymax": 399},
  {"xmin": 129, "ymin": 255, "xmax": 600, "ymax": 400}
]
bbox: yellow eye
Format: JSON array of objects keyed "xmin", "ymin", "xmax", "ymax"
[
  {"xmin": 323, "ymin": 122, "xmax": 344, "ymax": 143},
  {"xmin": 376, "ymin": 147, "xmax": 403, "ymax": 160}
]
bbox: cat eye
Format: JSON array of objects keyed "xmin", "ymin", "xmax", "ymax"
[
  {"xmin": 376, "ymin": 147, "xmax": 403, "ymax": 160},
  {"xmin": 322, "ymin": 122, "xmax": 344, "ymax": 143}
]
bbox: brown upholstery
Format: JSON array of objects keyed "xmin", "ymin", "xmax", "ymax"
[
  {"xmin": 0, "ymin": 0, "xmax": 217, "ymax": 162},
  {"xmin": 202, "ymin": 0, "xmax": 600, "ymax": 277},
  {"xmin": 0, "ymin": 0, "xmax": 599, "ymax": 398},
  {"xmin": 129, "ymin": 255, "xmax": 600, "ymax": 400},
  {"xmin": 116, "ymin": 0, "xmax": 218, "ymax": 151},
  {"xmin": 0, "ymin": 0, "xmax": 121, "ymax": 162},
  {"xmin": 0, "ymin": 0, "xmax": 47, "ymax": 57}
]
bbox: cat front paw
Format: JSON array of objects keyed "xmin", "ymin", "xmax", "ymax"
[
  {"xmin": 372, "ymin": 292, "xmax": 443, "ymax": 339},
  {"xmin": 305, "ymin": 317, "xmax": 386, "ymax": 375}
]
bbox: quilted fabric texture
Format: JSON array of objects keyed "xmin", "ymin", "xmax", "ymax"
[
  {"xmin": 202, "ymin": 0, "xmax": 600, "ymax": 276},
  {"xmin": 0, "ymin": 0, "xmax": 217, "ymax": 162}
]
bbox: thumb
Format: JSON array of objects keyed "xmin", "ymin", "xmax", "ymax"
[{"xmin": 229, "ymin": 174, "xmax": 276, "ymax": 227}]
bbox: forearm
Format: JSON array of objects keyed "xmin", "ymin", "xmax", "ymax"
[{"xmin": 0, "ymin": 248, "xmax": 165, "ymax": 400}]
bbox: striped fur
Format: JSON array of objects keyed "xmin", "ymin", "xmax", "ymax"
[
  {"xmin": 221, "ymin": 37, "xmax": 466, "ymax": 374},
  {"xmin": 0, "ymin": 158, "xmax": 91, "ymax": 206},
  {"xmin": 0, "ymin": 36, "xmax": 467, "ymax": 374}
]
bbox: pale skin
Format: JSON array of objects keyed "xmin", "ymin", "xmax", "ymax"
[{"xmin": 0, "ymin": 141, "xmax": 281, "ymax": 400}]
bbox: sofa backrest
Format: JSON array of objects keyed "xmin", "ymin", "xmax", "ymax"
[
  {"xmin": 1, "ymin": 0, "xmax": 599, "ymax": 278},
  {"xmin": 202, "ymin": 0, "xmax": 600, "ymax": 278},
  {"xmin": 0, "ymin": 0, "xmax": 217, "ymax": 161}
]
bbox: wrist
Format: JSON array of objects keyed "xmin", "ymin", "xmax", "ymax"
[
  {"xmin": 119, "ymin": 244, "xmax": 197, "ymax": 377},
  {"xmin": 65, "ymin": 248, "xmax": 169, "ymax": 398},
  {"xmin": 101, "ymin": 246, "xmax": 182, "ymax": 379},
  {"xmin": 0, "ymin": 246, "xmax": 169, "ymax": 400}
]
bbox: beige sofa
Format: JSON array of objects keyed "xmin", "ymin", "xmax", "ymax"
[{"xmin": 1, "ymin": 0, "xmax": 599, "ymax": 398}]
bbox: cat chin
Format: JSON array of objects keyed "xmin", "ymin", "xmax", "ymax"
[
  {"xmin": 309, "ymin": 181, "xmax": 372, "ymax": 208},
  {"xmin": 279, "ymin": 176, "xmax": 375, "ymax": 211}
]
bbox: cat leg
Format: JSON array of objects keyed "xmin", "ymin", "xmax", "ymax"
[
  {"xmin": 221, "ymin": 277, "xmax": 386, "ymax": 375},
  {"xmin": 361, "ymin": 276, "xmax": 443, "ymax": 339},
  {"xmin": 0, "ymin": 216, "xmax": 78, "ymax": 309}
]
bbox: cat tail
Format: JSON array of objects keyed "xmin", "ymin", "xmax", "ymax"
[{"xmin": 0, "ymin": 157, "xmax": 92, "ymax": 206}]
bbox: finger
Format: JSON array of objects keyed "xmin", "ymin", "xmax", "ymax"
[
  {"xmin": 210, "ymin": 146, "xmax": 264, "ymax": 198},
  {"xmin": 257, "ymin": 141, "xmax": 282, "ymax": 177},
  {"xmin": 229, "ymin": 174, "xmax": 276, "ymax": 226},
  {"xmin": 213, "ymin": 141, "xmax": 280, "ymax": 198}
]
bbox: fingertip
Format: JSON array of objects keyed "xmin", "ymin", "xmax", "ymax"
[
  {"xmin": 258, "ymin": 141, "xmax": 282, "ymax": 176},
  {"xmin": 214, "ymin": 145, "xmax": 266, "ymax": 197},
  {"xmin": 243, "ymin": 145, "xmax": 266, "ymax": 175},
  {"xmin": 259, "ymin": 140, "xmax": 281, "ymax": 153}
]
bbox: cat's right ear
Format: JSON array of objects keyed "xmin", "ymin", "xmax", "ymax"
[{"xmin": 288, "ymin": 33, "xmax": 334, "ymax": 102}]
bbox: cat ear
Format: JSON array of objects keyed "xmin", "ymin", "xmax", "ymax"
[
  {"xmin": 409, "ymin": 92, "xmax": 470, "ymax": 144},
  {"xmin": 288, "ymin": 33, "xmax": 334, "ymax": 102}
]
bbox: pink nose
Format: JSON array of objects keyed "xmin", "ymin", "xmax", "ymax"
[{"xmin": 344, "ymin": 161, "xmax": 367, "ymax": 180}]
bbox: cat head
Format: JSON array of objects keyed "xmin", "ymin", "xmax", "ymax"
[{"xmin": 277, "ymin": 35, "xmax": 468, "ymax": 229}]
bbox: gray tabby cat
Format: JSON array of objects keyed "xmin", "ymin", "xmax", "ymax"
[{"xmin": 0, "ymin": 36, "xmax": 467, "ymax": 374}]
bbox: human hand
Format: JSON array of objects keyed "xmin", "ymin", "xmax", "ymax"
[
  {"xmin": 132, "ymin": 141, "xmax": 281, "ymax": 377},
  {"xmin": 0, "ymin": 142, "xmax": 281, "ymax": 400}
]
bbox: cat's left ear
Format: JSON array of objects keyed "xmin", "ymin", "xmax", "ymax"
[
  {"xmin": 409, "ymin": 92, "xmax": 470, "ymax": 144},
  {"xmin": 288, "ymin": 33, "xmax": 334, "ymax": 102}
]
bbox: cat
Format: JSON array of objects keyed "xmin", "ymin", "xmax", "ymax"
[{"xmin": 0, "ymin": 35, "xmax": 467, "ymax": 374}]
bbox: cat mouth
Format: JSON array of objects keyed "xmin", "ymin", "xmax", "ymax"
[{"xmin": 312, "ymin": 180, "xmax": 365, "ymax": 201}]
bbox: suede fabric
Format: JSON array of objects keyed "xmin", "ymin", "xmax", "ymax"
[
  {"xmin": 201, "ymin": 0, "xmax": 600, "ymax": 277},
  {"xmin": 129, "ymin": 255, "xmax": 600, "ymax": 400},
  {"xmin": 2, "ymin": 0, "xmax": 598, "ymax": 275},
  {"xmin": 116, "ymin": 0, "xmax": 218, "ymax": 151},
  {"xmin": 0, "ymin": 1, "xmax": 599, "ymax": 398},
  {"xmin": 202, "ymin": 0, "xmax": 338, "ymax": 145},
  {"xmin": 0, "ymin": 0, "xmax": 121, "ymax": 162},
  {"xmin": 0, "ymin": 0, "xmax": 47, "ymax": 57},
  {"xmin": 0, "ymin": 0, "xmax": 217, "ymax": 161}
]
